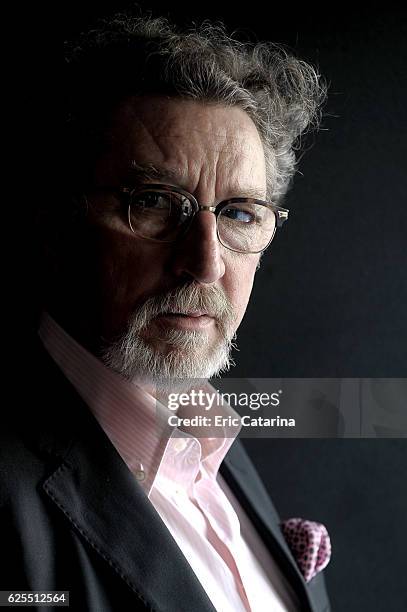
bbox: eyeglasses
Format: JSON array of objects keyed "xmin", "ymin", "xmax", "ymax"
[{"xmin": 103, "ymin": 183, "xmax": 289, "ymax": 254}]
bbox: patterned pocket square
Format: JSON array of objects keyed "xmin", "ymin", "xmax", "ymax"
[{"xmin": 281, "ymin": 517, "xmax": 331, "ymax": 583}]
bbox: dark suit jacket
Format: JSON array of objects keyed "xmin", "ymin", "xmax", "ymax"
[{"xmin": 0, "ymin": 342, "xmax": 331, "ymax": 611}]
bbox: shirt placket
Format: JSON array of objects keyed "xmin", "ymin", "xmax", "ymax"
[
  {"xmin": 154, "ymin": 435, "xmax": 250, "ymax": 610},
  {"xmin": 193, "ymin": 469, "xmax": 253, "ymax": 611}
]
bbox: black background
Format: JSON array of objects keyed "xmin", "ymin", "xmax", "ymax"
[{"xmin": 25, "ymin": 3, "xmax": 407, "ymax": 611}]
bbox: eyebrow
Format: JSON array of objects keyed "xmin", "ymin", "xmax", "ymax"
[
  {"xmin": 125, "ymin": 160, "xmax": 267, "ymax": 201},
  {"xmin": 126, "ymin": 161, "xmax": 182, "ymax": 184}
]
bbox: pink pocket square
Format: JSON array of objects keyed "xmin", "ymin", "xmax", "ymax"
[{"xmin": 281, "ymin": 517, "xmax": 331, "ymax": 583}]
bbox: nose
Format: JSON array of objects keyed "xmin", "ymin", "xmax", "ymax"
[{"xmin": 170, "ymin": 211, "xmax": 226, "ymax": 284}]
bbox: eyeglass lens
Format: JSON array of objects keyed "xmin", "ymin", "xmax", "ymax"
[{"xmin": 128, "ymin": 190, "xmax": 276, "ymax": 252}]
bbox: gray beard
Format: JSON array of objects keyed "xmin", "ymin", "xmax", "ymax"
[{"xmin": 100, "ymin": 283, "xmax": 237, "ymax": 393}]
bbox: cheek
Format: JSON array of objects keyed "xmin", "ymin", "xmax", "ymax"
[{"xmin": 90, "ymin": 226, "xmax": 165, "ymax": 308}]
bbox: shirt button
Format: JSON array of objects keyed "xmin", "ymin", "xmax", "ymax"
[
  {"xmin": 133, "ymin": 461, "xmax": 146, "ymax": 482},
  {"xmin": 173, "ymin": 438, "xmax": 188, "ymax": 452},
  {"xmin": 134, "ymin": 470, "xmax": 146, "ymax": 482}
]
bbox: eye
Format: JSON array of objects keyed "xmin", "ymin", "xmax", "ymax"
[
  {"xmin": 132, "ymin": 192, "xmax": 171, "ymax": 210},
  {"xmin": 222, "ymin": 206, "xmax": 257, "ymax": 223}
]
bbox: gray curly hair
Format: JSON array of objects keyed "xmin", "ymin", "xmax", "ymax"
[{"xmin": 64, "ymin": 11, "xmax": 327, "ymax": 202}]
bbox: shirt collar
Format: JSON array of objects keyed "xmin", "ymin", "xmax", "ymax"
[{"xmin": 38, "ymin": 312, "xmax": 242, "ymax": 496}]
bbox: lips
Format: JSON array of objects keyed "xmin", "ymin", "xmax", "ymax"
[
  {"xmin": 153, "ymin": 311, "xmax": 215, "ymax": 330},
  {"xmin": 166, "ymin": 311, "xmax": 208, "ymax": 317}
]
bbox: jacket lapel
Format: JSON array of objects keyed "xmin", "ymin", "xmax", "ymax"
[
  {"xmin": 29, "ymin": 343, "xmax": 216, "ymax": 612},
  {"xmin": 220, "ymin": 440, "xmax": 330, "ymax": 612},
  {"xmin": 42, "ymin": 415, "xmax": 216, "ymax": 612}
]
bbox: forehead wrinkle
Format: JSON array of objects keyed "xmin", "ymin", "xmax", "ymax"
[
  {"xmin": 214, "ymin": 143, "xmax": 267, "ymax": 201},
  {"xmin": 123, "ymin": 107, "xmax": 267, "ymax": 200},
  {"xmin": 126, "ymin": 160, "xmax": 267, "ymax": 201},
  {"xmin": 126, "ymin": 160, "xmax": 187, "ymax": 186},
  {"xmin": 129, "ymin": 104, "xmax": 266, "ymax": 196}
]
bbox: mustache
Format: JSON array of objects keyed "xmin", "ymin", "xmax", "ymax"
[
  {"xmin": 132, "ymin": 282, "xmax": 235, "ymax": 331},
  {"xmin": 101, "ymin": 281, "xmax": 238, "ymax": 383}
]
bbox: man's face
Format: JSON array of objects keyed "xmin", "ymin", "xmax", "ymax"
[{"xmin": 53, "ymin": 96, "xmax": 270, "ymax": 385}]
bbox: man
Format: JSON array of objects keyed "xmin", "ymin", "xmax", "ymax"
[{"xmin": 1, "ymin": 11, "xmax": 330, "ymax": 611}]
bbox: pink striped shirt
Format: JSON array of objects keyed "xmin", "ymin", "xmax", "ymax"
[{"xmin": 39, "ymin": 312, "xmax": 299, "ymax": 612}]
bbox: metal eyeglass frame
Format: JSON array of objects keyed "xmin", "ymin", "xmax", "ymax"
[{"xmin": 117, "ymin": 182, "xmax": 289, "ymax": 254}]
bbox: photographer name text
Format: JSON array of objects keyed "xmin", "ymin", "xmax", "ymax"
[{"xmin": 168, "ymin": 415, "xmax": 295, "ymax": 428}]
